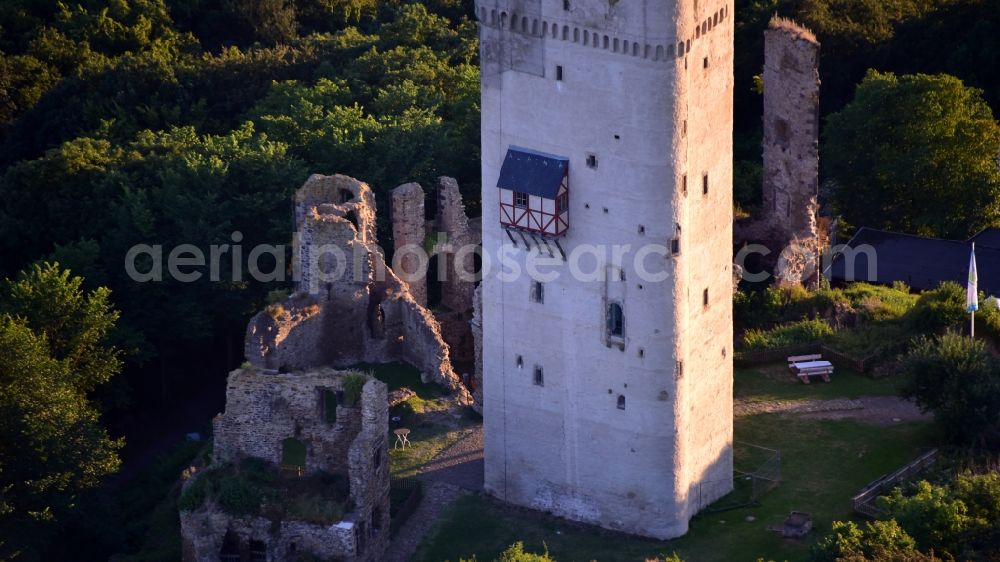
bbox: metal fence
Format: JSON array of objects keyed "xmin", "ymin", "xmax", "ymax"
[
  {"xmin": 703, "ymin": 441, "xmax": 782, "ymax": 512},
  {"xmin": 851, "ymin": 449, "xmax": 939, "ymax": 518}
]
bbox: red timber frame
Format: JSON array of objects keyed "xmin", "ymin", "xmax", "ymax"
[{"xmin": 499, "ymin": 173, "xmax": 569, "ymax": 236}]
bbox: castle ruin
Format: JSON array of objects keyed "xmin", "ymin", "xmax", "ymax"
[
  {"xmin": 244, "ymin": 174, "xmax": 472, "ymax": 403},
  {"xmin": 737, "ymin": 17, "xmax": 822, "ymax": 285},
  {"xmin": 180, "ymin": 368, "xmax": 390, "ymax": 562}
]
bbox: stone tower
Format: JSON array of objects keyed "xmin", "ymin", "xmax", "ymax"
[
  {"xmin": 476, "ymin": 0, "xmax": 734, "ymax": 540},
  {"xmin": 762, "ymin": 17, "xmax": 821, "ymax": 285}
]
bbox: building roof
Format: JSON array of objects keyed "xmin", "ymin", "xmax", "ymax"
[
  {"xmin": 828, "ymin": 227, "xmax": 1000, "ymax": 294},
  {"xmin": 969, "ymin": 227, "xmax": 1000, "ymax": 249},
  {"xmin": 496, "ymin": 146, "xmax": 568, "ymax": 198}
]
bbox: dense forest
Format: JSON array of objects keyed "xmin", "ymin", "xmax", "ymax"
[{"xmin": 0, "ymin": 0, "xmax": 997, "ymax": 559}]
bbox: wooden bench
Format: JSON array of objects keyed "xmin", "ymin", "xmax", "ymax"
[
  {"xmin": 787, "ymin": 354, "xmax": 822, "ymax": 370},
  {"xmin": 796, "ymin": 366, "xmax": 833, "ymax": 384}
]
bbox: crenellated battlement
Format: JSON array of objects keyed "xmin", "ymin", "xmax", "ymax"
[{"xmin": 475, "ymin": 1, "xmax": 729, "ymax": 63}]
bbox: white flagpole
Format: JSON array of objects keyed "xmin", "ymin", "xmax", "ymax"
[{"xmin": 969, "ymin": 242, "xmax": 978, "ymax": 338}]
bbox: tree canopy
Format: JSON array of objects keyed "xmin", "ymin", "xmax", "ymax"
[
  {"xmin": 0, "ymin": 263, "xmax": 123, "ymax": 560},
  {"xmin": 824, "ymin": 71, "xmax": 1000, "ymax": 239}
]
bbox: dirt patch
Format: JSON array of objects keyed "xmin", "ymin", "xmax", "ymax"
[{"xmin": 735, "ymin": 396, "xmax": 931, "ymax": 426}]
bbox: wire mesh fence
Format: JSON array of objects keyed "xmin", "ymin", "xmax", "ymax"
[{"xmin": 701, "ymin": 441, "xmax": 782, "ymax": 512}]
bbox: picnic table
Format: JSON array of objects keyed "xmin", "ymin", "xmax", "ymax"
[{"xmin": 788, "ymin": 354, "xmax": 834, "ymax": 384}]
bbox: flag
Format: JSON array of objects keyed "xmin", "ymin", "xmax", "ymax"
[{"xmin": 967, "ymin": 244, "xmax": 979, "ymax": 313}]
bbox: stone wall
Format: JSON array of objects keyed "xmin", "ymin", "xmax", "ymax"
[
  {"xmin": 184, "ymin": 369, "xmax": 390, "ymax": 562},
  {"xmin": 432, "ymin": 177, "xmax": 477, "ymax": 372},
  {"xmin": 212, "ymin": 368, "xmax": 368, "ymax": 474},
  {"xmin": 245, "ymin": 174, "xmax": 472, "ymax": 403},
  {"xmin": 180, "ymin": 511, "xmax": 359, "ymax": 562},
  {"xmin": 471, "ymin": 283, "xmax": 483, "ymax": 414},
  {"xmin": 754, "ymin": 16, "xmax": 822, "ymax": 285},
  {"xmin": 435, "ymin": 177, "xmax": 476, "ymax": 314},
  {"xmin": 294, "ymin": 174, "xmax": 377, "ymax": 294},
  {"xmin": 391, "ymin": 182, "xmax": 428, "ymax": 306}
]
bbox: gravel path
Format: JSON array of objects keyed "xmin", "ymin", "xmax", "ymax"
[
  {"xmin": 384, "ymin": 481, "xmax": 467, "ymax": 562},
  {"xmin": 417, "ymin": 425, "xmax": 484, "ymax": 490},
  {"xmin": 735, "ymin": 395, "xmax": 930, "ymax": 425}
]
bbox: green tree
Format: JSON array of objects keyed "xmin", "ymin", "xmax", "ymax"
[
  {"xmin": 0, "ymin": 264, "xmax": 123, "ymax": 560},
  {"xmin": 898, "ymin": 333, "xmax": 1000, "ymax": 445},
  {"xmin": 824, "ymin": 71, "xmax": 1000, "ymax": 238},
  {"xmin": 812, "ymin": 519, "xmax": 920, "ymax": 562},
  {"xmin": 2, "ymin": 262, "xmax": 121, "ymax": 392},
  {"xmin": 874, "ymin": 474, "xmax": 1000, "ymax": 560},
  {"xmin": 224, "ymin": 0, "xmax": 299, "ymax": 45}
]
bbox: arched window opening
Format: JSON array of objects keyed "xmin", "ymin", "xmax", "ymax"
[{"xmin": 617, "ymin": 395, "xmax": 626, "ymax": 410}]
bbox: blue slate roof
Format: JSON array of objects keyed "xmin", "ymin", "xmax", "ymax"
[
  {"xmin": 969, "ymin": 228, "xmax": 1000, "ymax": 250},
  {"xmin": 496, "ymin": 146, "xmax": 568, "ymax": 198},
  {"xmin": 828, "ymin": 227, "xmax": 1000, "ymax": 294}
]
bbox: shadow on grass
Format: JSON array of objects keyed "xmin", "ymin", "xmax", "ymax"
[{"xmin": 414, "ymin": 415, "xmax": 937, "ymax": 562}]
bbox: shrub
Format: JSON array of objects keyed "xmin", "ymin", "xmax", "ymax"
[
  {"xmin": 905, "ymin": 282, "xmax": 966, "ymax": 334},
  {"xmin": 898, "ymin": 333, "xmax": 1000, "ymax": 444},
  {"xmin": 491, "ymin": 542, "xmax": 555, "ymax": 562},
  {"xmin": 742, "ymin": 318, "xmax": 834, "ymax": 350},
  {"xmin": 265, "ymin": 288, "xmax": 290, "ymax": 305},
  {"xmin": 238, "ymin": 457, "xmax": 277, "ymax": 486},
  {"xmin": 216, "ymin": 476, "xmax": 260, "ymax": 516},
  {"xmin": 177, "ymin": 473, "xmax": 210, "ymax": 512},
  {"xmin": 877, "ymin": 480, "xmax": 972, "ymax": 556},
  {"xmin": 342, "ymin": 373, "xmax": 368, "ymax": 406},
  {"xmin": 841, "ymin": 282, "xmax": 917, "ymax": 322},
  {"xmin": 812, "ymin": 519, "xmax": 918, "ymax": 562}
]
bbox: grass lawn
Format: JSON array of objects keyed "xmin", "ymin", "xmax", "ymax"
[
  {"xmin": 389, "ymin": 422, "xmax": 478, "ymax": 479},
  {"xmin": 354, "ymin": 361, "xmax": 479, "ymax": 480},
  {"xmin": 734, "ymin": 364, "xmax": 901, "ymax": 402},
  {"xmin": 414, "ymin": 415, "xmax": 936, "ymax": 562},
  {"xmin": 355, "ymin": 361, "xmax": 452, "ymax": 414}
]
